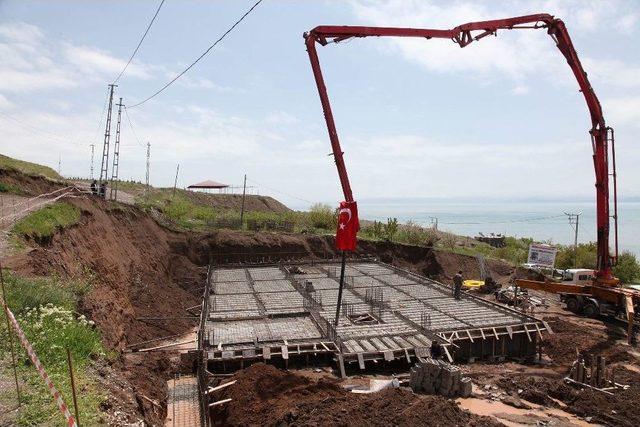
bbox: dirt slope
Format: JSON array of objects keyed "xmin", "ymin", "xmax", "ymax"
[
  {"xmin": 181, "ymin": 191, "xmax": 291, "ymax": 213},
  {"xmin": 0, "ymin": 167, "xmax": 66, "ymax": 196}
]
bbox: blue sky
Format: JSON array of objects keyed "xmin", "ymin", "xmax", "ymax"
[{"xmin": 0, "ymin": 0, "xmax": 639, "ymax": 209}]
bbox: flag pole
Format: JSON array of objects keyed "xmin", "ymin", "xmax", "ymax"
[{"xmin": 334, "ymin": 250, "xmax": 347, "ymax": 326}]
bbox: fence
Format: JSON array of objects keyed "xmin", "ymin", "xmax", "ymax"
[{"xmin": 1, "ymin": 284, "xmax": 77, "ymax": 427}]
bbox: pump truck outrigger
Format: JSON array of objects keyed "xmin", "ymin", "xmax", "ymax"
[{"xmin": 304, "ymin": 13, "xmax": 640, "ymax": 342}]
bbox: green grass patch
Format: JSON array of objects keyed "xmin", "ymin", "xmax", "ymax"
[
  {"xmin": 0, "ymin": 181, "xmax": 26, "ymax": 195},
  {"xmin": 0, "ymin": 154, "xmax": 62, "ymax": 180},
  {"xmin": 0, "ymin": 271, "xmax": 106, "ymax": 426},
  {"xmin": 138, "ymin": 191, "xmax": 337, "ymax": 234},
  {"xmin": 12, "ymin": 202, "xmax": 80, "ymax": 241}
]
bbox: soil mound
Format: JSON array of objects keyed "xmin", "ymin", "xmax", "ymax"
[
  {"xmin": 181, "ymin": 191, "xmax": 291, "ymax": 213},
  {"xmin": 212, "ymin": 364, "xmax": 501, "ymax": 427},
  {"xmin": 0, "ymin": 167, "xmax": 66, "ymax": 196}
]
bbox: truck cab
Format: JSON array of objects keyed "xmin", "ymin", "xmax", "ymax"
[{"xmin": 561, "ymin": 269, "xmax": 595, "ymax": 285}]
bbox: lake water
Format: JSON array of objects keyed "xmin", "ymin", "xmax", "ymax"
[{"xmin": 355, "ymin": 199, "xmax": 640, "ymax": 258}]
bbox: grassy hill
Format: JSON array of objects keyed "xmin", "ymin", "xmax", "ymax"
[{"xmin": 0, "ymin": 154, "xmax": 62, "ymax": 180}]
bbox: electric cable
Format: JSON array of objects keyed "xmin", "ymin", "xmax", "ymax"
[
  {"xmin": 128, "ymin": 0, "xmax": 264, "ymax": 108},
  {"xmin": 113, "ymin": 0, "xmax": 166, "ymax": 84}
]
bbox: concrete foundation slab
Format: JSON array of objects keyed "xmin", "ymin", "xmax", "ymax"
[{"xmin": 202, "ymin": 260, "xmax": 549, "ymax": 372}]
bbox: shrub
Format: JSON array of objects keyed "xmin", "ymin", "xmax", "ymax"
[
  {"xmin": 555, "ymin": 242, "xmax": 597, "ymax": 270},
  {"xmin": 306, "ymin": 203, "xmax": 336, "ymax": 230},
  {"xmin": 614, "ymin": 251, "xmax": 640, "ymax": 283},
  {"xmin": 396, "ymin": 220, "xmax": 426, "ymax": 245},
  {"xmin": 383, "ymin": 218, "xmax": 398, "ymax": 242}
]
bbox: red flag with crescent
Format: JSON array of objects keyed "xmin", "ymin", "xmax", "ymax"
[{"xmin": 335, "ymin": 200, "xmax": 359, "ymax": 251}]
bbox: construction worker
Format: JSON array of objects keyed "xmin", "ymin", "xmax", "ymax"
[
  {"xmin": 430, "ymin": 340, "xmax": 443, "ymax": 360},
  {"xmin": 90, "ymin": 179, "xmax": 98, "ymax": 196},
  {"xmin": 453, "ymin": 270, "xmax": 463, "ymax": 300},
  {"xmin": 99, "ymin": 181, "xmax": 107, "ymax": 199}
]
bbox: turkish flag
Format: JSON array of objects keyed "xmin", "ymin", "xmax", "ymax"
[{"xmin": 335, "ymin": 200, "xmax": 359, "ymax": 251}]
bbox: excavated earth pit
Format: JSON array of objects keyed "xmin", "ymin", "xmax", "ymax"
[{"xmin": 6, "ymin": 190, "xmax": 640, "ymax": 426}]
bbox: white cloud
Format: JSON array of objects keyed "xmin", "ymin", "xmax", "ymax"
[
  {"xmin": 265, "ymin": 111, "xmax": 299, "ymax": 125},
  {"xmin": 511, "ymin": 85, "xmax": 530, "ymax": 95},
  {"xmin": 0, "ymin": 94, "xmax": 13, "ymax": 109},
  {"xmin": 605, "ymin": 97, "xmax": 640, "ymax": 126},
  {"xmin": 0, "ymin": 21, "xmax": 153, "ymax": 93},
  {"xmin": 582, "ymin": 58, "xmax": 640, "ymax": 89},
  {"xmin": 0, "ymin": 22, "xmax": 44, "ymax": 44},
  {"xmin": 64, "ymin": 44, "xmax": 151, "ymax": 80},
  {"xmin": 348, "ymin": 0, "xmax": 640, "ymax": 88}
]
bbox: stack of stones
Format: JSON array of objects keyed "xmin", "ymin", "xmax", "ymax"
[{"xmin": 409, "ymin": 358, "xmax": 473, "ymax": 398}]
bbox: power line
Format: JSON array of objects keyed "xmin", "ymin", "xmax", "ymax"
[
  {"xmin": 0, "ymin": 110, "xmax": 81, "ymax": 146},
  {"xmin": 246, "ymin": 177, "xmax": 313, "ymax": 205},
  {"xmin": 123, "ymin": 106, "xmax": 145, "ymax": 147},
  {"xmin": 113, "ymin": 0, "xmax": 166, "ymax": 84},
  {"xmin": 92, "ymin": 87, "xmax": 110, "ymax": 146},
  {"xmin": 128, "ymin": 0, "xmax": 264, "ymax": 108},
  {"xmin": 437, "ymin": 214, "xmax": 566, "ymax": 225}
]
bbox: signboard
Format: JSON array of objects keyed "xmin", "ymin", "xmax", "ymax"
[{"xmin": 527, "ymin": 243, "xmax": 557, "ymax": 268}]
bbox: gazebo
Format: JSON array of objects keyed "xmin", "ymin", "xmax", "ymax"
[{"xmin": 187, "ymin": 180, "xmax": 229, "ymax": 193}]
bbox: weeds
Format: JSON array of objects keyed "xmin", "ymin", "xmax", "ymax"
[
  {"xmin": 0, "ymin": 271, "xmax": 106, "ymax": 426},
  {"xmin": 12, "ymin": 202, "xmax": 80, "ymax": 241}
]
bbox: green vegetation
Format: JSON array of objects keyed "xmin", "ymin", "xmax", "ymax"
[
  {"xmin": 0, "ymin": 154, "xmax": 62, "ymax": 180},
  {"xmin": 12, "ymin": 202, "xmax": 80, "ymax": 241},
  {"xmin": 613, "ymin": 252, "xmax": 640, "ymax": 283},
  {"xmin": 0, "ymin": 271, "xmax": 106, "ymax": 426},
  {"xmin": 138, "ymin": 192, "xmax": 337, "ymax": 234},
  {"xmin": 0, "ymin": 181, "xmax": 26, "ymax": 195},
  {"xmin": 555, "ymin": 242, "xmax": 598, "ymax": 270}
]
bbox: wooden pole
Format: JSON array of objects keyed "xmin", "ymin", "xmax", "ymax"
[
  {"xmin": 172, "ymin": 164, "xmax": 180, "ymax": 198},
  {"xmin": 239, "ymin": 174, "xmax": 247, "ymax": 228},
  {"xmin": 0, "ymin": 265, "xmax": 21, "ymax": 406},
  {"xmin": 66, "ymin": 348, "xmax": 80, "ymax": 427},
  {"xmin": 334, "ymin": 251, "xmax": 347, "ymax": 326}
]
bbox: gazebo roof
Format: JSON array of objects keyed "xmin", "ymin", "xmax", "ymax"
[{"xmin": 187, "ymin": 180, "xmax": 229, "ymax": 189}]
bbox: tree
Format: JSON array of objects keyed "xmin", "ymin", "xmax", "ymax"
[
  {"xmin": 613, "ymin": 251, "xmax": 640, "ymax": 284},
  {"xmin": 555, "ymin": 242, "xmax": 597, "ymax": 270}
]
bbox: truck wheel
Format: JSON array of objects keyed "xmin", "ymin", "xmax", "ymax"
[
  {"xmin": 565, "ymin": 297, "xmax": 580, "ymax": 313},
  {"xmin": 583, "ymin": 302, "xmax": 600, "ymax": 318}
]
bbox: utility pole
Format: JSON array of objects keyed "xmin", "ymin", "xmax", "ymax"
[
  {"xmin": 109, "ymin": 98, "xmax": 123, "ymax": 201},
  {"xmin": 172, "ymin": 164, "xmax": 180, "ymax": 198},
  {"xmin": 430, "ymin": 216, "xmax": 438, "ymax": 231},
  {"xmin": 565, "ymin": 212, "xmax": 581, "ymax": 268},
  {"xmin": 99, "ymin": 84, "xmax": 117, "ymax": 187},
  {"xmin": 57, "ymin": 154, "xmax": 61, "ymax": 176},
  {"xmin": 240, "ymin": 174, "xmax": 247, "ymax": 227},
  {"xmin": 89, "ymin": 143, "xmax": 95, "ymax": 180},
  {"xmin": 145, "ymin": 142, "xmax": 150, "ymax": 200}
]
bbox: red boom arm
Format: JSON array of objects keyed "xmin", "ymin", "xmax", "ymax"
[{"xmin": 304, "ymin": 13, "xmax": 618, "ymax": 284}]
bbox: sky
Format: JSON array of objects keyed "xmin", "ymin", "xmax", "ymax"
[{"xmin": 0, "ymin": 0, "xmax": 639, "ymax": 210}]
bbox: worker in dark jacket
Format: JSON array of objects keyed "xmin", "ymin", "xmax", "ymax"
[
  {"xmin": 90, "ymin": 179, "xmax": 98, "ymax": 195},
  {"xmin": 453, "ymin": 270, "xmax": 464, "ymax": 300}
]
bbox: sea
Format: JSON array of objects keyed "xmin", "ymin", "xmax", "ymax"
[{"xmin": 352, "ymin": 199, "xmax": 640, "ymax": 258}]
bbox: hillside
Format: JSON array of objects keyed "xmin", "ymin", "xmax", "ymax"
[
  {"xmin": 0, "ymin": 154, "xmax": 62, "ymax": 180},
  {"xmin": 76, "ymin": 179, "xmax": 292, "ymax": 214}
]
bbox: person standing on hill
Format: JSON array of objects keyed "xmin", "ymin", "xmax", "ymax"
[{"xmin": 453, "ymin": 270, "xmax": 464, "ymax": 300}]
